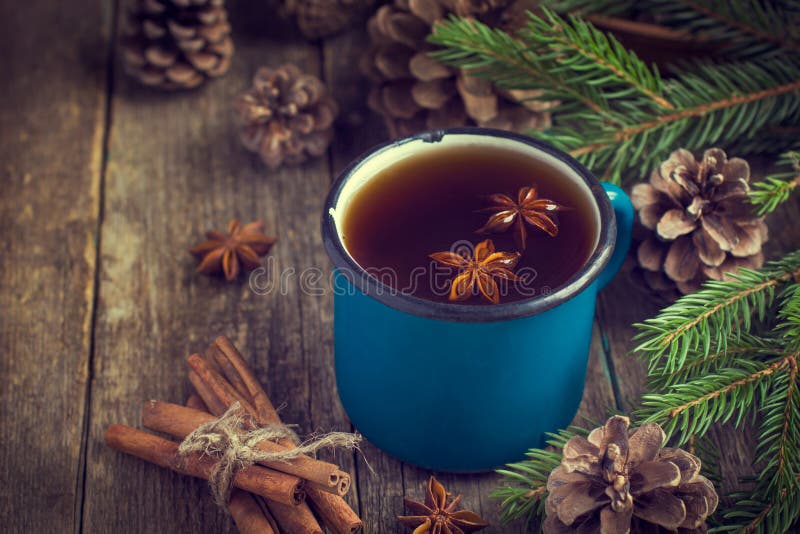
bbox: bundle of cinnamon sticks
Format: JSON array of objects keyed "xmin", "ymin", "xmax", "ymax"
[{"xmin": 104, "ymin": 336, "xmax": 362, "ymax": 534}]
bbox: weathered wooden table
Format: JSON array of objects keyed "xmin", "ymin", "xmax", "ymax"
[{"xmin": 3, "ymin": 2, "xmax": 799, "ymax": 533}]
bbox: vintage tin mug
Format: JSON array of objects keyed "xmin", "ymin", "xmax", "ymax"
[{"xmin": 322, "ymin": 128, "xmax": 633, "ymax": 471}]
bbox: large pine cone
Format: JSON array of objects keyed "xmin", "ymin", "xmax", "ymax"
[
  {"xmin": 361, "ymin": 0, "xmax": 552, "ymax": 137},
  {"xmin": 122, "ymin": 0, "xmax": 233, "ymax": 90},
  {"xmin": 545, "ymin": 416, "xmax": 718, "ymax": 533},
  {"xmin": 632, "ymin": 148, "xmax": 768, "ymax": 294},
  {"xmin": 234, "ymin": 64, "xmax": 338, "ymax": 169},
  {"xmin": 283, "ymin": 0, "xmax": 376, "ymax": 40}
]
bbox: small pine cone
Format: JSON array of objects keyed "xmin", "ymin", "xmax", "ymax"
[
  {"xmin": 234, "ymin": 64, "xmax": 338, "ymax": 169},
  {"xmin": 631, "ymin": 148, "xmax": 768, "ymax": 295},
  {"xmin": 361, "ymin": 0, "xmax": 552, "ymax": 138},
  {"xmin": 283, "ymin": 0, "xmax": 376, "ymax": 40},
  {"xmin": 544, "ymin": 416, "xmax": 718, "ymax": 534},
  {"xmin": 122, "ymin": 0, "xmax": 234, "ymax": 90}
]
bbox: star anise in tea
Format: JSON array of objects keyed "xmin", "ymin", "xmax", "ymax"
[
  {"xmin": 477, "ymin": 185, "xmax": 567, "ymax": 250},
  {"xmin": 430, "ymin": 239, "xmax": 520, "ymax": 304},
  {"xmin": 189, "ymin": 219, "xmax": 277, "ymax": 281},
  {"xmin": 397, "ymin": 476, "xmax": 489, "ymax": 534}
]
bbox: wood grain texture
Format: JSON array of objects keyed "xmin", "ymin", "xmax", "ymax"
[
  {"xmin": 81, "ymin": 2, "xmax": 332, "ymax": 531},
  {"xmin": 0, "ymin": 0, "xmax": 110, "ymax": 531},
  {"xmin": 5, "ymin": 0, "xmax": 797, "ymax": 531}
]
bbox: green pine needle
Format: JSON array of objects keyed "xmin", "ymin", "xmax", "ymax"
[
  {"xmin": 634, "ymin": 250, "xmax": 800, "ymax": 375},
  {"xmin": 429, "ymin": 8, "xmax": 800, "ymax": 183},
  {"xmin": 637, "ymin": 358, "xmax": 784, "ymax": 445},
  {"xmin": 490, "ymin": 426, "xmax": 585, "ymax": 526},
  {"xmin": 750, "ymin": 151, "xmax": 800, "ymax": 215}
]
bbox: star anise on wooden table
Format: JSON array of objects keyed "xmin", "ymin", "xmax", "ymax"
[
  {"xmin": 477, "ymin": 185, "xmax": 567, "ymax": 250},
  {"xmin": 429, "ymin": 239, "xmax": 520, "ymax": 304},
  {"xmin": 189, "ymin": 219, "xmax": 277, "ymax": 281},
  {"xmin": 397, "ymin": 476, "xmax": 489, "ymax": 534}
]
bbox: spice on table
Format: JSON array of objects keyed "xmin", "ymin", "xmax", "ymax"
[
  {"xmin": 103, "ymin": 335, "xmax": 362, "ymax": 533},
  {"xmin": 189, "ymin": 218, "xmax": 276, "ymax": 281},
  {"xmin": 397, "ymin": 476, "xmax": 489, "ymax": 534},
  {"xmin": 104, "ymin": 424, "xmax": 304, "ymax": 506},
  {"xmin": 429, "ymin": 238, "xmax": 520, "ymax": 304}
]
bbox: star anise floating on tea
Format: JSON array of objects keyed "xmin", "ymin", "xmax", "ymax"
[
  {"xmin": 397, "ymin": 476, "xmax": 489, "ymax": 534},
  {"xmin": 430, "ymin": 239, "xmax": 520, "ymax": 304},
  {"xmin": 477, "ymin": 185, "xmax": 567, "ymax": 250},
  {"xmin": 189, "ymin": 219, "xmax": 277, "ymax": 281}
]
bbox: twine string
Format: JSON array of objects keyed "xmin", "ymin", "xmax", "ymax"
[{"xmin": 178, "ymin": 402, "xmax": 361, "ymax": 507}]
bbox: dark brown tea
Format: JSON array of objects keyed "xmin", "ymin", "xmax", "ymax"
[{"xmin": 341, "ymin": 144, "xmax": 598, "ymax": 304}]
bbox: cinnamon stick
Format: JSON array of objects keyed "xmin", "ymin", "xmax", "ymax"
[
  {"xmin": 185, "ymin": 393, "xmax": 208, "ymax": 412},
  {"xmin": 187, "ymin": 353, "xmax": 257, "ymax": 415},
  {"xmin": 206, "ymin": 341, "xmax": 250, "ymax": 400},
  {"xmin": 229, "ymin": 489, "xmax": 280, "ymax": 534},
  {"xmin": 211, "ymin": 336, "xmax": 277, "ymax": 425},
  {"xmin": 307, "ymin": 486, "xmax": 363, "ymax": 534},
  {"xmin": 142, "ymin": 400, "xmax": 350, "ymax": 495},
  {"xmin": 189, "ymin": 350, "xmax": 327, "ymax": 534},
  {"xmin": 104, "ymin": 424, "xmax": 305, "ymax": 507},
  {"xmin": 183, "ymin": 397, "xmax": 277, "ymax": 533},
  {"xmin": 188, "ymin": 370, "xmax": 228, "ymax": 415},
  {"xmin": 208, "ymin": 337, "xmax": 362, "ymax": 532},
  {"xmin": 267, "ymin": 500, "xmax": 324, "ymax": 534}
]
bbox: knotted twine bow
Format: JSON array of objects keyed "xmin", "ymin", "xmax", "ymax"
[{"xmin": 178, "ymin": 402, "xmax": 361, "ymax": 507}]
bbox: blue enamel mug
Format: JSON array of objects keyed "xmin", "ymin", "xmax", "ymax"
[{"xmin": 322, "ymin": 128, "xmax": 633, "ymax": 471}]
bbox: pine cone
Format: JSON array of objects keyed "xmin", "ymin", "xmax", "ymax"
[
  {"xmin": 234, "ymin": 64, "xmax": 338, "ymax": 169},
  {"xmin": 122, "ymin": 0, "xmax": 233, "ymax": 90},
  {"xmin": 544, "ymin": 416, "xmax": 718, "ymax": 534},
  {"xmin": 283, "ymin": 0, "xmax": 376, "ymax": 40},
  {"xmin": 631, "ymin": 148, "xmax": 768, "ymax": 294},
  {"xmin": 361, "ymin": 0, "xmax": 552, "ymax": 138}
]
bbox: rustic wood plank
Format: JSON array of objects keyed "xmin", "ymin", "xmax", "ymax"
[
  {"xmin": 0, "ymin": 1, "xmax": 110, "ymax": 531},
  {"xmin": 81, "ymin": 2, "xmax": 345, "ymax": 531}
]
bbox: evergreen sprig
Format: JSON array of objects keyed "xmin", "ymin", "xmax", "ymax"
[
  {"xmin": 490, "ymin": 427, "xmax": 583, "ymax": 528},
  {"xmin": 750, "ymin": 151, "xmax": 800, "ymax": 215},
  {"xmin": 547, "ymin": 0, "xmax": 800, "ymax": 59},
  {"xmin": 634, "ymin": 251, "xmax": 800, "ymax": 532},
  {"xmin": 633, "ymin": 249, "xmax": 800, "ymax": 375},
  {"xmin": 429, "ymin": 7, "xmax": 800, "ymax": 183}
]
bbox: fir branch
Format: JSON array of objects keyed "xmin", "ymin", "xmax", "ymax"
[
  {"xmin": 637, "ymin": 358, "xmax": 786, "ymax": 444},
  {"xmin": 645, "ymin": 0, "xmax": 800, "ymax": 58},
  {"xmin": 491, "ymin": 427, "xmax": 584, "ymax": 526},
  {"xmin": 634, "ymin": 250, "xmax": 800, "ymax": 375},
  {"xmin": 429, "ymin": 15, "xmax": 611, "ymax": 115},
  {"xmin": 722, "ymin": 488, "xmax": 800, "ymax": 533},
  {"xmin": 527, "ymin": 10, "xmax": 673, "ymax": 110},
  {"xmin": 750, "ymin": 151, "xmax": 800, "ymax": 215},
  {"xmin": 429, "ymin": 9, "xmax": 671, "ymax": 115},
  {"xmin": 546, "ymin": 0, "xmax": 800, "ymax": 58},
  {"xmin": 431, "ymin": 12, "xmax": 800, "ymax": 182},
  {"xmin": 648, "ymin": 335, "xmax": 784, "ymax": 389},
  {"xmin": 544, "ymin": 0, "xmax": 638, "ymax": 17},
  {"xmin": 755, "ymin": 353, "xmax": 800, "ymax": 495}
]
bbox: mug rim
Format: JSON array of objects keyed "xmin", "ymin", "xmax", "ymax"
[{"xmin": 321, "ymin": 127, "xmax": 616, "ymax": 323}]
